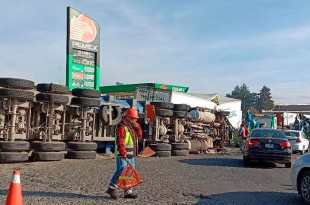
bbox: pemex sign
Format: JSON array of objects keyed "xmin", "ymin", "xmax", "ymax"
[{"xmin": 66, "ymin": 6, "xmax": 100, "ymax": 90}]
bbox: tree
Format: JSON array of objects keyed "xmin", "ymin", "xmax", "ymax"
[
  {"xmin": 226, "ymin": 83, "xmax": 257, "ymax": 116},
  {"xmin": 256, "ymin": 86, "xmax": 274, "ymax": 113}
]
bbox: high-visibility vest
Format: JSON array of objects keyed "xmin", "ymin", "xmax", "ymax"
[{"xmin": 115, "ymin": 126, "xmax": 134, "ymax": 157}]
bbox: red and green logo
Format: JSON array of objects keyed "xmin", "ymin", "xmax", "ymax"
[{"xmin": 70, "ymin": 14, "xmax": 97, "ymax": 43}]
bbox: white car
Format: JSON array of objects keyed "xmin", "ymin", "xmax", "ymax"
[
  {"xmin": 291, "ymin": 154, "xmax": 310, "ymax": 204},
  {"xmin": 284, "ymin": 130, "xmax": 309, "ymax": 155}
]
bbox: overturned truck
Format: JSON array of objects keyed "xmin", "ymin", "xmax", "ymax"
[
  {"xmin": 142, "ymin": 102, "xmax": 232, "ymax": 157},
  {"xmin": 0, "ymin": 78, "xmax": 122, "ymax": 163}
]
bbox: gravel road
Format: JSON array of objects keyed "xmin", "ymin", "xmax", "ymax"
[{"xmin": 0, "ymin": 150, "xmax": 305, "ymax": 205}]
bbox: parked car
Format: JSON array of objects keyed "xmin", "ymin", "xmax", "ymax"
[
  {"xmin": 243, "ymin": 128, "xmax": 292, "ymax": 168},
  {"xmin": 284, "ymin": 130, "xmax": 309, "ymax": 155},
  {"xmin": 291, "ymin": 154, "xmax": 310, "ymax": 204}
]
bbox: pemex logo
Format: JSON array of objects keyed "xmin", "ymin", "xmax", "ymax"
[
  {"xmin": 160, "ymin": 84, "xmax": 168, "ymax": 89},
  {"xmin": 70, "ymin": 14, "xmax": 97, "ymax": 43}
]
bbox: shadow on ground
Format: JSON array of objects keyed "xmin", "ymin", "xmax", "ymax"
[
  {"xmin": 179, "ymin": 157, "xmax": 287, "ymax": 169},
  {"xmin": 194, "ymin": 191, "xmax": 302, "ymax": 205},
  {"xmin": 0, "ymin": 189, "xmax": 110, "ymax": 200}
]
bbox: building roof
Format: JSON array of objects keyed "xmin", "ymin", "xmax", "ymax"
[
  {"xmin": 100, "ymin": 83, "xmax": 189, "ymax": 94},
  {"xmin": 218, "ymin": 95, "xmax": 241, "ymax": 104},
  {"xmin": 186, "ymin": 93, "xmax": 219, "ymax": 104},
  {"xmin": 188, "ymin": 93, "xmax": 241, "ymax": 104}
]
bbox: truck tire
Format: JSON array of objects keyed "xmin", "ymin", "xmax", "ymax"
[
  {"xmin": 0, "ymin": 141, "xmax": 30, "ymax": 152},
  {"xmin": 155, "ymin": 109, "xmax": 173, "ymax": 117},
  {"xmin": 173, "ymin": 111, "xmax": 188, "ymax": 118},
  {"xmin": 0, "ymin": 78, "xmax": 34, "ymax": 90},
  {"xmin": 100, "ymin": 105, "xmax": 122, "ymax": 125},
  {"xmin": 156, "ymin": 151, "xmax": 171, "ymax": 157},
  {"xmin": 111, "ymin": 106, "xmax": 122, "ymax": 125},
  {"xmin": 150, "ymin": 102, "xmax": 174, "ymax": 109},
  {"xmin": 32, "ymin": 152, "xmax": 65, "ymax": 161},
  {"xmin": 0, "ymin": 152, "xmax": 29, "ymax": 162},
  {"xmin": 173, "ymin": 104, "xmax": 190, "ymax": 111},
  {"xmin": 148, "ymin": 143, "xmax": 171, "ymax": 151},
  {"xmin": 31, "ymin": 141, "xmax": 66, "ymax": 152},
  {"xmin": 36, "ymin": 83, "xmax": 70, "ymax": 94},
  {"xmin": 171, "ymin": 143, "xmax": 189, "ymax": 150},
  {"xmin": 71, "ymin": 97, "xmax": 100, "ymax": 107},
  {"xmin": 218, "ymin": 111, "xmax": 230, "ymax": 116},
  {"xmin": 171, "ymin": 150, "xmax": 189, "ymax": 156},
  {"xmin": 67, "ymin": 151, "xmax": 97, "ymax": 159},
  {"xmin": 67, "ymin": 142, "xmax": 97, "ymax": 151},
  {"xmin": 72, "ymin": 88, "xmax": 101, "ymax": 98},
  {"xmin": 0, "ymin": 88, "xmax": 34, "ymax": 101},
  {"xmin": 36, "ymin": 93, "xmax": 69, "ymax": 104}
]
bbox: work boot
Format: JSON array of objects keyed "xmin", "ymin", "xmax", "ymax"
[
  {"xmin": 124, "ymin": 193, "xmax": 138, "ymax": 199},
  {"xmin": 106, "ymin": 188, "xmax": 118, "ymax": 200}
]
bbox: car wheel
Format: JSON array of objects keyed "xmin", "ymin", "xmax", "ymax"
[
  {"xmin": 243, "ymin": 155, "xmax": 250, "ymax": 166},
  {"xmin": 285, "ymin": 162, "xmax": 291, "ymax": 168},
  {"xmin": 301, "ymin": 148, "xmax": 305, "ymax": 155},
  {"xmin": 300, "ymin": 171, "xmax": 310, "ymax": 204}
]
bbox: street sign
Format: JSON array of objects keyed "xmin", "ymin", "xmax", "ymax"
[{"xmin": 135, "ymin": 87, "xmax": 171, "ymax": 102}]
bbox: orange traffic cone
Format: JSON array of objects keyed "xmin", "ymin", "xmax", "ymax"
[{"xmin": 6, "ymin": 170, "xmax": 23, "ymax": 205}]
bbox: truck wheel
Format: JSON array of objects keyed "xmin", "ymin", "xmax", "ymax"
[
  {"xmin": 111, "ymin": 106, "xmax": 122, "ymax": 125},
  {"xmin": 218, "ymin": 111, "xmax": 230, "ymax": 116},
  {"xmin": 0, "ymin": 152, "xmax": 29, "ymax": 162},
  {"xmin": 173, "ymin": 111, "xmax": 188, "ymax": 118},
  {"xmin": 100, "ymin": 105, "xmax": 122, "ymax": 125},
  {"xmin": 156, "ymin": 151, "xmax": 171, "ymax": 157},
  {"xmin": 171, "ymin": 150, "xmax": 189, "ymax": 156},
  {"xmin": 171, "ymin": 143, "xmax": 189, "ymax": 150},
  {"xmin": 72, "ymin": 89, "xmax": 101, "ymax": 98},
  {"xmin": 0, "ymin": 88, "xmax": 34, "ymax": 101},
  {"xmin": 155, "ymin": 109, "xmax": 173, "ymax": 117},
  {"xmin": 150, "ymin": 102, "xmax": 174, "ymax": 109},
  {"xmin": 31, "ymin": 141, "xmax": 66, "ymax": 152},
  {"xmin": 0, "ymin": 141, "xmax": 30, "ymax": 152},
  {"xmin": 67, "ymin": 151, "xmax": 96, "ymax": 159},
  {"xmin": 32, "ymin": 152, "xmax": 64, "ymax": 161},
  {"xmin": 67, "ymin": 142, "xmax": 97, "ymax": 151},
  {"xmin": 173, "ymin": 104, "xmax": 190, "ymax": 111},
  {"xmin": 149, "ymin": 143, "xmax": 171, "ymax": 151},
  {"xmin": 36, "ymin": 83, "xmax": 70, "ymax": 94},
  {"xmin": 71, "ymin": 97, "xmax": 100, "ymax": 107},
  {"xmin": 36, "ymin": 93, "xmax": 69, "ymax": 104},
  {"xmin": 0, "ymin": 78, "xmax": 34, "ymax": 90}
]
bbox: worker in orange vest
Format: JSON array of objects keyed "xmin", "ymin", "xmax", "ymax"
[{"xmin": 106, "ymin": 108, "xmax": 142, "ymax": 200}]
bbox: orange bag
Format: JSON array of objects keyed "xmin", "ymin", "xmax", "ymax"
[{"xmin": 116, "ymin": 160, "xmax": 143, "ymax": 190}]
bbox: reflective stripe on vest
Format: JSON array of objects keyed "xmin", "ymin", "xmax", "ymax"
[{"xmin": 115, "ymin": 126, "xmax": 134, "ymax": 156}]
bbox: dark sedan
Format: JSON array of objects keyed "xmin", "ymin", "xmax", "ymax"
[{"xmin": 243, "ymin": 128, "xmax": 292, "ymax": 168}]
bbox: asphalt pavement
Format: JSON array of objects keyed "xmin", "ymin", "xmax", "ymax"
[{"xmin": 0, "ymin": 150, "xmax": 305, "ymax": 205}]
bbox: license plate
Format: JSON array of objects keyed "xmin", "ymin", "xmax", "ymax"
[{"xmin": 265, "ymin": 144, "xmax": 274, "ymax": 149}]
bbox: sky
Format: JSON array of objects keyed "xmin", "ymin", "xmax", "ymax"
[{"xmin": 1, "ymin": 0, "xmax": 310, "ymax": 105}]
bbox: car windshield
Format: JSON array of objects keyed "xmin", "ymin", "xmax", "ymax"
[
  {"xmin": 251, "ymin": 129, "xmax": 287, "ymax": 139},
  {"xmin": 283, "ymin": 131, "xmax": 299, "ymax": 137}
]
